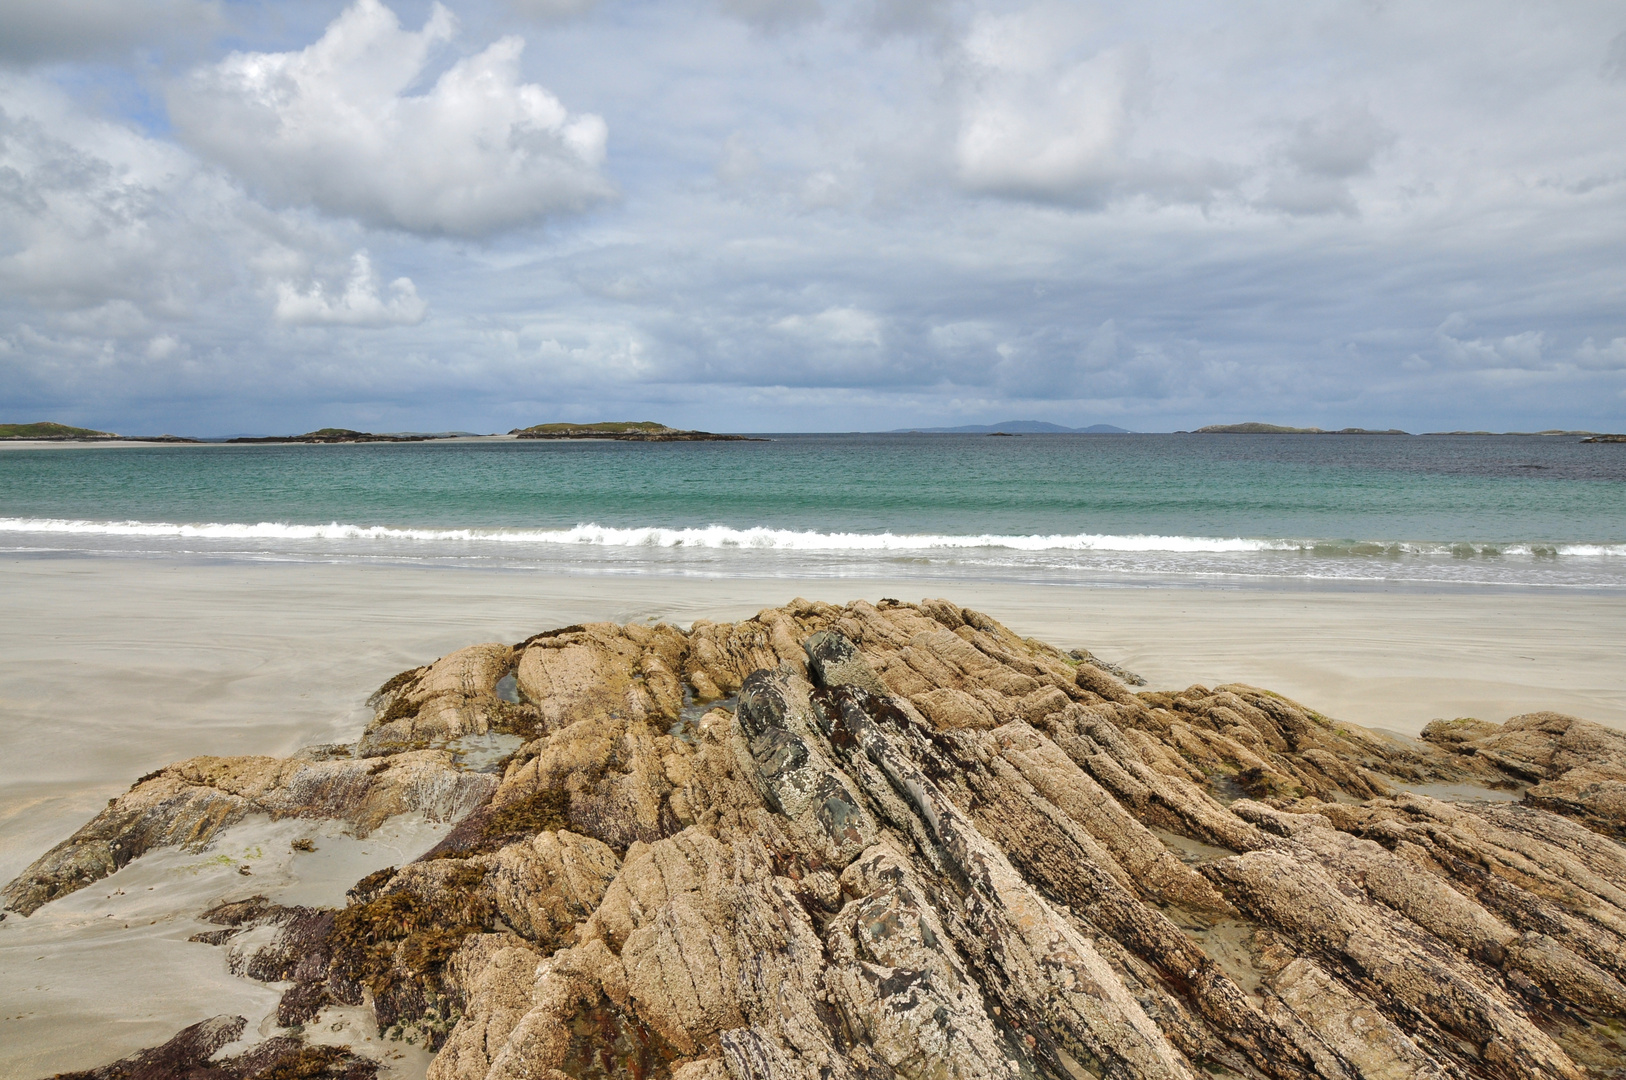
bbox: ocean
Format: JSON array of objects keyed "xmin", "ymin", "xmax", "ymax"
[{"xmin": 2, "ymin": 433, "xmax": 1623, "ymax": 589}]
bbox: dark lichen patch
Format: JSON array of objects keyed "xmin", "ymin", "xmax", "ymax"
[
  {"xmin": 49, "ymin": 1016, "xmax": 377, "ymax": 1080},
  {"xmin": 1230, "ymin": 766, "xmax": 1305, "ymax": 801},
  {"xmin": 201, "ymin": 894, "xmax": 276, "ymax": 926},
  {"xmin": 419, "ymin": 785, "xmax": 574, "ymax": 861},
  {"xmin": 325, "ymin": 862, "xmax": 493, "ymax": 1044},
  {"xmin": 486, "ymin": 699, "xmax": 544, "ymax": 741},
  {"xmin": 487, "ymin": 786, "xmax": 572, "ymax": 836},
  {"xmin": 355, "ymin": 737, "xmax": 431, "ymax": 759},
  {"xmin": 247, "ymin": 1042, "xmax": 376, "ymax": 1080},
  {"xmin": 376, "ymin": 694, "xmax": 422, "ymax": 725},
  {"xmin": 276, "ymin": 980, "xmax": 333, "ymax": 1028},
  {"xmin": 371, "ymin": 668, "xmax": 424, "ymax": 703},
  {"xmin": 559, "ymin": 989, "xmax": 682, "ymax": 1080},
  {"xmin": 346, "ymin": 867, "xmax": 397, "ymax": 905}
]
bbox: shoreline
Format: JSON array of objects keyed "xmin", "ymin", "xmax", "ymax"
[
  {"xmin": 2, "ymin": 558, "xmax": 1624, "ymax": 1077},
  {"xmin": 3, "ymin": 579, "xmax": 1622, "ymax": 1078},
  {"xmin": 3, "ymin": 553, "xmax": 1622, "ymax": 887}
]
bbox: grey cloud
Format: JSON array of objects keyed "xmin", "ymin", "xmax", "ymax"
[
  {"xmin": 3, "ymin": 0, "xmax": 1626, "ymax": 436},
  {"xmin": 1604, "ymin": 30, "xmax": 1626, "ymax": 81},
  {"xmin": 1262, "ymin": 105, "xmax": 1394, "ymax": 215},
  {"xmin": 1282, "ymin": 105, "xmax": 1394, "ymax": 179},
  {"xmin": 0, "ymin": 0, "xmax": 219, "ymax": 66},
  {"xmin": 719, "ymin": 0, "xmax": 825, "ymax": 31}
]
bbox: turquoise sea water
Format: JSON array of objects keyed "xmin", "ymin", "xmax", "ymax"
[{"xmin": 1, "ymin": 434, "xmax": 1622, "ymax": 588}]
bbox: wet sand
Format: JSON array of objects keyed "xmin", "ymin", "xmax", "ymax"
[{"xmin": 2, "ymin": 554, "xmax": 1623, "ymax": 1075}]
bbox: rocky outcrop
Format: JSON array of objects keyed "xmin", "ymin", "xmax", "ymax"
[
  {"xmin": 1423, "ymin": 712, "xmax": 1626, "ymax": 839},
  {"xmin": 12, "ymin": 598, "xmax": 1626, "ymax": 1080},
  {"xmin": 1, "ymin": 750, "xmax": 495, "ymax": 916}
]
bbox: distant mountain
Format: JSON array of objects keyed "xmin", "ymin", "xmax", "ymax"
[{"xmin": 892, "ymin": 421, "xmax": 1133, "ymax": 434}]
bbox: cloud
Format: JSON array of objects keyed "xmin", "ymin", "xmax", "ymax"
[
  {"xmin": 0, "ymin": 0, "xmax": 219, "ymax": 66},
  {"xmin": 169, "ymin": 0, "xmax": 612, "ymax": 237},
  {"xmin": 505, "ymin": 0, "xmax": 604, "ymax": 20},
  {"xmin": 954, "ymin": 12, "xmax": 1137, "ymax": 204},
  {"xmin": 1437, "ymin": 325, "xmax": 1548, "ymax": 369},
  {"xmin": 1604, "ymin": 30, "xmax": 1626, "ymax": 81},
  {"xmin": 950, "ymin": 7, "xmax": 1229, "ymax": 207},
  {"xmin": 273, "ymin": 252, "xmax": 427, "ymax": 326},
  {"xmin": 774, "ymin": 306, "xmax": 884, "ymax": 346},
  {"xmin": 1575, "ymin": 337, "xmax": 1626, "ymax": 370},
  {"xmin": 1263, "ymin": 104, "xmax": 1395, "ymax": 215},
  {"xmin": 0, "ymin": 90, "xmax": 233, "ymax": 314},
  {"xmin": 4, "ymin": 0, "xmax": 1626, "ymax": 435},
  {"xmin": 718, "ymin": 0, "xmax": 825, "ymax": 31}
]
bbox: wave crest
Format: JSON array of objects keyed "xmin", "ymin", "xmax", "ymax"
[{"xmin": 0, "ymin": 517, "xmax": 1619, "ymax": 558}]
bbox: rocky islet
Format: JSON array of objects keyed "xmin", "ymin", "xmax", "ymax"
[{"xmin": 6, "ymin": 598, "xmax": 1626, "ymax": 1080}]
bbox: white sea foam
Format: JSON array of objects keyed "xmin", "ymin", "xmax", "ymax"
[{"xmin": 1, "ymin": 517, "xmax": 1621, "ymax": 558}]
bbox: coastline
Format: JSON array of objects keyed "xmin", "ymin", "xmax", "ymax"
[
  {"xmin": 2, "ymin": 554, "xmax": 1624, "ymax": 1076},
  {"xmin": 5, "ymin": 553, "xmax": 1622, "ymax": 888}
]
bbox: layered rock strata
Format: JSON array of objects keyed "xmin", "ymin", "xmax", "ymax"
[{"xmin": 8, "ymin": 599, "xmax": 1625, "ymax": 1080}]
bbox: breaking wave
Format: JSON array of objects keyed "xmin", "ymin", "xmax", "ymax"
[{"xmin": 1, "ymin": 517, "xmax": 1621, "ymax": 559}]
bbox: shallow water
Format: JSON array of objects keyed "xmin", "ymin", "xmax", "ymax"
[{"xmin": 2, "ymin": 434, "xmax": 1622, "ymax": 588}]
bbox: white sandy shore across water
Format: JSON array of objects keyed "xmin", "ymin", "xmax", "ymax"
[{"xmin": 1, "ymin": 554, "xmax": 1624, "ymax": 1075}]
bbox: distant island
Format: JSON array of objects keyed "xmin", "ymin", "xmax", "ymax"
[
  {"xmin": 509, "ymin": 421, "xmax": 761, "ymax": 442},
  {"xmin": 1187, "ymin": 423, "xmax": 1611, "ymax": 437},
  {"xmin": 0, "ymin": 421, "xmax": 198, "ymax": 442},
  {"xmin": 893, "ymin": 421, "xmax": 1133, "ymax": 434},
  {"xmin": 227, "ymin": 428, "xmax": 443, "ymax": 444},
  {"xmin": 1191, "ymin": 422, "xmax": 1410, "ymax": 435}
]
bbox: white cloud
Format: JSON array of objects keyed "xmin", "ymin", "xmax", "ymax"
[
  {"xmin": 950, "ymin": 7, "xmax": 1231, "ymax": 207},
  {"xmin": 145, "ymin": 333, "xmax": 183, "ymax": 359},
  {"xmin": 955, "ymin": 11, "xmax": 1137, "ymax": 204},
  {"xmin": 1575, "ymin": 337, "xmax": 1626, "ymax": 370},
  {"xmin": 274, "ymin": 252, "xmax": 427, "ymax": 326},
  {"xmin": 1437, "ymin": 326, "xmax": 1548, "ymax": 369},
  {"xmin": 0, "ymin": 84, "xmax": 235, "ymax": 315},
  {"xmin": 168, "ymin": 0, "xmax": 612, "ymax": 237},
  {"xmin": 775, "ymin": 306, "xmax": 883, "ymax": 346}
]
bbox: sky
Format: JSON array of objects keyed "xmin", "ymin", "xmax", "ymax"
[{"xmin": 0, "ymin": 0, "xmax": 1623, "ymax": 435}]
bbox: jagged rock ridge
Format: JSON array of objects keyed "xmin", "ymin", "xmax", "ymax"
[{"xmin": 7, "ymin": 599, "xmax": 1625, "ymax": 1080}]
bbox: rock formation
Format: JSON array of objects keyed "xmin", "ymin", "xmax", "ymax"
[{"xmin": 8, "ymin": 599, "xmax": 1625, "ymax": 1079}]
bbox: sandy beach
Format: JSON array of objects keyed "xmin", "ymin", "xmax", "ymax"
[
  {"xmin": 5, "ymin": 554, "xmax": 1623, "ymax": 887},
  {"xmin": 3, "ymin": 553, "xmax": 1624, "ymax": 1076}
]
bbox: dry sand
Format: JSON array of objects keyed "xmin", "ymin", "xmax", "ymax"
[{"xmin": 2, "ymin": 553, "xmax": 1622, "ymax": 1076}]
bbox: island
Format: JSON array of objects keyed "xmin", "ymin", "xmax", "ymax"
[
  {"xmin": 226, "ymin": 428, "xmax": 444, "ymax": 444},
  {"xmin": 893, "ymin": 421, "xmax": 1133, "ymax": 433},
  {"xmin": 1191, "ymin": 422, "xmax": 1411, "ymax": 434},
  {"xmin": 509, "ymin": 421, "xmax": 763, "ymax": 441},
  {"xmin": 0, "ymin": 421, "xmax": 199, "ymax": 443}
]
